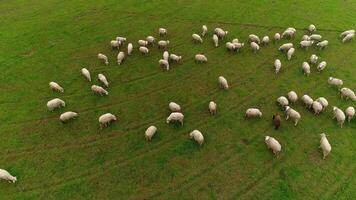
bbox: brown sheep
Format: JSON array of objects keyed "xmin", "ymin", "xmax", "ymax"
[{"xmin": 272, "ymin": 114, "xmax": 281, "ymax": 130}]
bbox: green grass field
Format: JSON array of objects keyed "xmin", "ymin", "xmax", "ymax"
[{"xmin": 0, "ymin": 0, "xmax": 355, "ymax": 199}]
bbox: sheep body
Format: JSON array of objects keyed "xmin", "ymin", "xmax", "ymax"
[
  {"xmin": 317, "ymin": 61, "xmax": 327, "ymax": 71},
  {"xmin": 91, "ymin": 85, "xmax": 108, "ymax": 96},
  {"xmin": 340, "ymin": 30, "xmax": 355, "ymax": 38},
  {"xmin": 81, "ymin": 68, "xmax": 91, "ymax": 82},
  {"xmin": 190, "ymin": 130, "xmax": 204, "ymax": 145},
  {"xmin": 262, "ymin": 36, "xmax": 269, "ymax": 45},
  {"xmin": 218, "ymin": 76, "xmax": 229, "ymax": 90},
  {"xmin": 127, "ymin": 43, "xmax": 133, "ymax": 55},
  {"xmin": 195, "ymin": 54, "xmax": 207, "ymax": 63},
  {"xmin": 202, "ymin": 25, "xmax": 208, "ymax": 36},
  {"xmin": 138, "ymin": 40, "xmax": 148, "ymax": 46},
  {"xmin": 342, "ymin": 33, "xmax": 354, "ymax": 43},
  {"xmin": 98, "ymin": 53, "xmax": 109, "ymax": 65},
  {"xmin": 277, "ymin": 96, "xmax": 289, "ymax": 107},
  {"xmin": 212, "ymin": 34, "xmax": 219, "ymax": 47},
  {"xmin": 159, "ymin": 28, "xmax": 167, "ymax": 36},
  {"xmin": 169, "ymin": 102, "xmax": 181, "ymax": 112},
  {"xmin": 316, "ymin": 40, "xmax": 328, "ymax": 49},
  {"xmin": 139, "ymin": 46, "xmax": 149, "ymax": 55},
  {"xmin": 310, "ymin": 54, "xmax": 318, "ymax": 64},
  {"xmin": 47, "ymin": 98, "xmax": 65, "ymax": 111},
  {"xmin": 333, "ymin": 106, "xmax": 346, "ymax": 128},
  {"xmin": 285, "ymin": 106, "xmax": 301, "ymax": 126},
  {"xmin": 345, "ymin": 106, "xmax": 355, "ymax": 122},
  {"xmin": 159, "ymin": 59, "xmax": 169, "ymax": 71},
  {"xmin": 279, "ymin": 43, "xmax": 293, "ymax": 51},
  {"xmin": 308, "ymin": 24, "xmax": 316, "ymax": 33},
  {"xmin": 316, "ymin": 97, "xmax": 328, "ymax": 109},
  {"xmin": 320, "ymin": 133, "xmax": 331, "ymax": 159},
  {"xmin": 250, "ymin": 42, "xmax": 260, "ymax": 53},
  {"xmin": 117, "ymin": 51, "xmax": 125, "ymax": 65},
  {"xmin": 60, "ymin": 111, "xmax": 78, "ymax": 122},
  {"xmin": 98, "ymin": 73, "xmax": 109, "ymax": 87},
  {"xmin": 166, "ymin": 112, "xmax": 184, "ymax": 125},
  {"xmin": 145, "ymin": 126, "xmax": 157, "ymax": 141},
  {"xmin": 265, "ymin": 136, "xmax": 281, "ymax": 156},
  {"xmin": 249, "ymin": 34, "xmax": 260, "ymax": 44},
  {"xmin": 340, "ymin": 88, "xmax": 356, "ymax": 101},
  {"xmin": 158, "ymin": 40, "xmax": 170, "ymax": 49},
  {"xmin": 146, "ymin": 36, "xmax": 156, "ymax": 45},
  {"xmin": 312, "ymin": 101, "xmax": 323, "ymax": 115},
  {"xmin": 328, "ymin": 77, "xmax": 343, "ymax": 87},
  {"xmin": 110, "ymin": 40, "xmax": 120, "ymax": 49},
  {"xmin": 272, "ymin": 114, "xmax": 281, "ymax": 130},
  {"xmin": 310, "ymin": 34, "xmax": 322, "ymax": 41},
  {"xmin": 274, "ymin": 59, "xmax": 281, "ymax": 74},
  {"xmin": 169, "ymin": 54, "xmax": 182, "ymax": 62},
  {"xmin": 301, "ymin": 95, "xmax": 313, "ymax": 108},
  {"xmin": 226, "ymin": 42, "xmax": 236, "ymax": 51},
  {"xmin": 245, "ymin": 108, "xmax": 262, "ymax": 118},
  {"xmin": 192, "ymin": 34, "xmax": 203, "ymax": 43},
  {"xmin": 302, "ymin": 62, "xmax": 311, "ymax": 76},
  {"xmin": 287, "ymin": 91, "xmax": 298, "ymax": 103},
  {"xmin": 99, "ymin": 113, "xmax": 117, "ymax": 129},
  {"xmin": 209, "ymin": 101, "xmax": 217, "ymax": 115},
  {"xmin": 214, "ymin": 28, "xmax": 228, "ymax": 38},
  {"xmin": 0, "ymin": 169, "xmax": 17, "ymax": 183},
  {"xmin": 287, "ymin": 48, "xmax": 295, "ymax": 60},
  {"xmin": 300, "ymin": 40, "xmax": 314, "ymax": 48},
  {"xmin": 49, "ymin": 82, "xmax": 64, "ymax": 93},
  {"xmin": 274, "ymin": 33, "xmax": 281, "ymax": 41}
]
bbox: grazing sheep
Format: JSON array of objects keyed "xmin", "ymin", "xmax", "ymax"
[
  {"xmin": 345, "ymin": 106, "xmax": 355, "ymax": 122},
  {"xmin": 340, "ymin": 88, "xmax": 356, "ymax": 101},
  {"xmin": 274, "ymin": 33, "xmax": 281, "ymax": 41},
  {"xmin": 98, "ymin": 53, "xmax": 109, "ymax": 65},
  {"xmin": 47, "ymin": 98, "xmax": 65, "ymax": 111},
  {"xmin": 0, "ymin": 169, "xmax": 17, "ymax": 183},
  {"xmin": 169, "ymin": 54, "xmax": 182, "ymax": 62},
  {"xmin": 202, "ymin": 25, "xmax": 208, "ymax": 37},
  {"xmin": 279, "ymin": 43, "xmax": 293, "ymax": 51},
  {"xmin": 116, "ymin": 37, "xmax": 126, "ymax": 43},
  {"xmin": 127, "ymin": 43, "xmax": 133, "ymax": 55},
  {"xmin": 99, "ymin": 113, "xmax": 117, "ymax": 129},
  {"xmin": 145, "ymin": 125, "xmax": 157, "ymax": 141},
  {"xmin": 287, "ymin": 91, "xmax": 298, "ymax": 103},
  {"xmin": 138, "ymin": 40, "xmax": 148, "ymax": 46},
  {"xmin": 234, "ymin": 42, "xmax": 244, "ymax": 51},
  {"xmin": 317, "ymin": 61, "xmax": 327, "ymax": 72},
  {"xmin": 328, "ymin": 77, "xmax": 343, "ymax": 87},
  {"xmin": 300, "ymin": 40, "xmax": 314, "ymax": 48},
  {"xmin": 158, "ymin": 40, "xmax": 169, "ymax": 49},
  {"xmin": 249, "ymin": 34, "xmax": 260, "ymax": 44},
  {"xmin": 250, "ymin": 42, "xmax": 260, "ymax": 53},
  {"xmin": 262, "ymin": 36, "xmax": 269, "ymax": 45},
  {"xmin": 308, "ymin": 24, "xmax": 316, "ymax": 33},
  {"xmin": 98, "ymin": 73, "xmax": 109, "ymax": 87},
  {"xmin": 190, "ymin": 130, "xmax": 204, "ymax": 146},
  {"xmin": 195, "ymin": 54, "xmax": 207, "ymax": 63},
  {"xmin": 110, "ymin": 40, "xmax": 120, "ymax": 49},
  {"xmin": 139, "ymin": 46, "xmax": 149, "ymax": 55},
  {"xmin": 117, "ymin": 51, "xmax": 125, "ymax": 65},
  {"xmin": 287, "ymin": 48, "xmax": 295, "ymax": 60},
  {"xmin": 301, "ymin": 35, "xmax": 310, "ymax": 41},
  {"xmin": 265, "ymin": 136, "xmax": 281, "ymax": 157},
  {"xmin": 342, "ymin": 33, "xmax": 355, "ymax": 43},
  {"xmin": 245, "ymin": 108, "xmax": 262, "ymax": 118},
  {"xmin": 274, "ymin": 59, "xmax": 281, "ymax": 74},
  {"xmin": 218, "ymin": 76, "xmax": 229, "ymax": 90},
  {"xmin": 166, "ymin": 112, "xmax": 184, "ymax": 125},
  {"xmin": 226, "ymin": 42, "xmax": 236, "ymax": 51},
  {"xmin": 232, "ymin": 38, "xmax": 239, "ymax": 44},
  {"xmin": 310, "ymin": 34, "xmax": 322, "ymax": 41},
  {"xmin": 91, "ymin": 85, "xmax": 108, "ymax": 96},
  {"xmin": 310, "ymin": 54, "xmax": 319, "ymax": 64},
  {"xmin": 316, "ymin": 40, "xmax": 328, "ymax": 49},
  {"xmin": 60, "ymin": 111, "xmax": 78, "ymax": 123},
  {"xmin": 282, "ymin": 29, "xmax": 295, "ymax": 39},
  {"xmin": 192, "ymin": 34, "xmax": 203, "ymax": 43},
  {"xmin": 312, "ymin": 101, "xmax": 323, "ymax": 115},
  {"xmin": 316, "ymin": 97, "xmax": 328, "ymax": 110},
  {"xmin": 159, "ymin": 28, "xmax": 167, "ymax": 36},
  {"xmin": 163, "ymin": 51, "xmax": 169, "ymax": 61},
  {"xmin": 146, "ymin": 36, "xmax": 156, "ymax": 45},
  {"xmin": 159, "ymin": 59, "xmax": 170, "ymax": 71},
  {"xmin": 340, "ymin": 30, "xmax": 355, "ymax": 38},
  {"xmin": 277, "ymin": 96, "xmax": 289, "ymax": 107},
  {"xmin": 301, "ymin": 95, "xmax": 313, "ymax": 109},
  {"xmin": 272, "ymin": 114, "xmax": 281, "ymax": 130},
  {"xmin": 285, "ymin": 106, "xmax": 301, "ymax": 126},
  {"xmin": 319, "ymin": 133, "xmax": 331, "ymax": 159},
  {"xmin": 332, "ymin": 106, "xmax": 346, "ymax": 128},
  {"xmin": 214, "ymin": 28, "xmax": 228, "ymax": 38},
  {"xmin": 302, "ymin": 62, "xmax": 311, "ymax": 76},
  {"xmin": 81, "ymin": 68, "xmax": 91, "ymax": 82},
  {"xmin": 49, "ymin": 82, "xmax": 64, "ymax": 93},
  {"xmin": 209, "ymin": 101, "xmax": 217, "ymax": 115},
  {"xmin": 169, "ymin": 102, "xmax": 181, "ymax": 112},
  {"xmin": 212, "ymin": 34, "xmax": 219, "ymax": 47}
]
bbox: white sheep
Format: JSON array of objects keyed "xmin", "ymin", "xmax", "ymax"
[
  {"xmin": 166, "ymin": 112, "xmax": 184, "ymax": 125},
  {"xmin": 317, "ymin": 61, "xmax": 327, "ymax": 72},
  {"xmin": 146, "ymin": 36, "xmax": 156, "ymax": 45},
  {"xmin": 145, "ymin": 125, "xmax": 157, "ymax": 141},
  {"xmin": 279, "ymin": 43, "xmax": 293, "ymax": 51},
  {"xmin": 285, "ymin": 106, "xmax": 301, "ymax": 126},
  {"xmin": 232, "ymin": 38, "xmax": 239, "ymax": 44},
  {"xmin": 169, "ymin": 102, "xmax": 181, "ymax": 112},
  {"xmin": 158, "ymin": 40, "xmax": 169, "ymax": 49},
  {"xmin": 163, "ymin": 51, "xmax": 169, "ymax": 61},
  {"xmin": 302, "ymin": 62, "xmax": 311, "ymax": 76},
  {"xmin": 250, "ymin": 42, "xmax": 260, "ymax": 53},
  {"xmin": 99, "ymin": 113, "xmax": 117, "ymax": 129},
  {"xmin": 60, "ymin": 111, "xmax": 78, "ymax": 123},
  {"xmin": 301, "ymin": 35, "xmax": 310, "ymax": 41},
  {"xmin": 316, "ymin": 97, "xmax": 328, "ymax": 110},
  {"xmin": 226, "ymin": 42, "xmax": 236, "ymax": 51},
  {"xmin": 81, "ymin": 68, "xmax": 91, "ymax": 82},
  {"xmin": 312, "ymin": 101, "xmax": 323, "ymax": 115},
  {"xmin": 218, "ymin": 76, "xmax": 229, "ymax": 90},
  {"xmin": 301, "ymin": 95, "xmax": 313, "ymax": 109},
  {"xmin": 308, "ymin": 24, "xmax": 316, "ymax": 33},
  {"xmin": 49, "ymin": 82, "xmax": 64, "ymax": 93},
  {"xmin": 287, "ymin": 91, "xmax": 298, "ymax": 103},
  {"xmin": 159, "ymin": 59, "xmax": 170, "ymax": 71},
  {"xmin": 127, "ymin": 43, "xmax": 133, "ymax": 55},
  {"xmin": 212, "ymin": 34, "xmax": 219, "ymax": 47},
  {"xmin": 116, "ymin": 36, "xmax": 126, "ymax": 43},
  {"xmin": 91, "ymin": 85, "xmax": 108, "ymax": 96},
  {"xmin": 342, "ymin": 33, "xmax": 355, "ymax": 43},
  {"xmin": 274, "ymin": 59, "xmax": 281, "ymax": 74},
  {"xmin": 274, "ymin": 33, "xmax": 281, "ymax": 41},
  {"xmin": 277, "ymin": 96, "xmax": 289, "ymax": 107},
  {"xmin": 310, "ymin": 34, "xmax": 322, "ymax": 41},
  {"xmin": 332, "ymin": 106, "xmax": 346, "ymax": 128},
  {"xmin": 234, "ymin": 42, "xmax": 244, "ymax": 51},
  {"xmin": 117, "ymin": 51, "xmax": 125, "ymax": 65},
  {"xmin": 340, "ymin": 30, "xmax": 355, "ymax": 38},
  {"xmin": 98, "ymin": 53, "xmax": 109, "ymax": 65},
  {"xmin": 202, "ymin": 25, "xmax": 208, "ymax": 37},
  {"xmin": 287, "ymin": 48, "xmax": 295, "ymax": 60},
  {"xmin": 328, "ymin": 77, "xmax": 343, "ymax": 87},
  {"xmin": 192, "ymin": 34, "xmax": 203, "ymax": 43},
  {"xmin": 249, "ymin": 34, "xmax": 260, "ymax": 44},
  {"xmin": 47, "ymin": 98, "xmax": 65, "ymax": 111},
  {"xmin": 0, "ymin": 169, "xmax": 17, "ymax": 183},
  {"xmin": 159, "ymin": 28, "xmax": 167, "ymax": 36},
  {"xmin": 319, "ymin": 133, "xmax": 331, "ymax": 159},
  {"xmin": 316, "ymin": 40, "xmax": 328, "ymax": 49},
  {"xmin": 169, "ymin": 54, "xmax": 182, "ymax": 62},
  {"xmin": 262, "ymin": 36, "xmax": 269, "ymax": 45},
  {"xmin": 282, "ymin": 29, "xmax": 295, "ymax": 39},
  {"xmin": 138, "ymin": 40, "xmax": 148, "ymax": 46},
  {"xmin": 98, "ymin": 73, "xmax": 109, "ymax": 87},
  {"xmin": 214, "ymin": 28, "xmax": 228, "ymax": 38},
  {"xmin": 209, "ymin": 101, "xmax": 217, "ymax": 115},
  {"xmin": 310, "ymin": 54, "xmax": 319, "ymax": 64},
  {"xmin": 265, "ymin": 136, "xmax": 281, "ymax": 157},
  {"xmin": 110, "ymin": 40, "xmax": 120, "ymax": 49},
  {"xmin": 345, "ymin": 106, "xmax": 355, "ymax": 122},
  {"xmin": 300, "ymin": 40, "xmax": 314, "ymax": 48},
  {"xmin": 139, "ymin": 46, "xmax": 149, "ymax": 55},
  {"xmin": 340, "ymin": 88, "xmax": 356, "ymax": 101},
  {"xmin": 190, "ymin": 130, "xmax": 204, "ymax": 146},
  {"xmin": 195, "ymin": 54, "xmax": 207, "ymax": 63},
  {"xmin": 245, "ymin": 108, "xmax": 262, "ymax": 118}
]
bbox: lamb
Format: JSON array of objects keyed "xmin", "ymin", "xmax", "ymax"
[
  {"xmin": 319, "ymin": 133, "xmax": 331, "ymax": 159},
  {"xmin": 234, "ymin": 42, "xmax": 244, "ymax": 51},
  {"xmin": 138, "ymin": 40, "xmax": 148, "ymax": 46},
  {"xmin": 301, "ymin": 35, "xmax": 310, "ymax": 41},
  {"xmin": 312, "ymin": 101, "xmax": 323, "ymax": 115},
  {"xmin": 169, "ymin": 102, "xmax": 181, "ymax": 112},
  {"xmin": 316, "ymin": 97, "xmax": 328, "ymax": 110},
  {"xmin": 214, "ymin": 28, "xmax": 228, "ymax": 38},
  {"xmin": 0, "ymin": 169, "xmax": 17, "ymax": 183},
  {"xmin": 340, "ymin": 30, "xmax": 355, "ymax": 38},
  {"xmin": 317, "ymin": 61, "xmax": 327, "ymax": 72},
  {"xmin": 209, "ymin": 101, "xmax": 217, "ymax": 115},
  {"xmin": 272, "ymin": 114, "xmax": 281, "ymax": 130},
  {"xmin": 116, "ymin": 37, "xmax": 126, "ymax": 43},
  {"xmin": 302, "ymin": 62, "xmax": 311, "ymax": 76},
  {"xmin": 169, "ymin": 54, "xmax": 182, "ymax": 62},
  {"xmin": 310, "ymin": 34, "xmax": 322, "ymax": 41},
  {"xmin": 98, "ymin": 53, "xmax": 109, "ymax": 65},
  {"xmin": 145, "ymin": 125, "xmax": 157, "ymax": 141},
  {"xmin": 189, "ymin": 130, "xmax": 204, "ymax": 146},
  {"xmin": 110, "ymin": 40, "xmax": 120, "ymax": 49},
  {"xmin": 163, "ymin": 51, "xmax": 169, "ymax": 61},
  {"xmin": 279, "ymin": 43, "xmax": 293, "ymax": 51},
  {"xmin": 261, "ymin": 36, "xmax": 269, "ymax": 45},
  {"xmin": 245, "ymin": 108, "xmax": 262, "ymax": 118},
  {"xmin": 81, "ymin": 68, "xmax": 91, "ymax": 82},
  {"xmin": 249, "ymin": 34, "xmax": 260, "ymax": 44},
  {"xmin": 342, "ymin": 33, "xmax": 355, "ymax": 43},
  {"xmin": 158, "ymin": 40, "xmax": 169, "ymax": 49},
  {"xmin": 99, "ymin": 113, "xmax": 117, "ymax": 129},
  {"xmin": 47, "ymin": 98, "xmax": 65, "ymax": 111},
  {"xmin": 328, "ymin": 77, "xmax": 343, "ymax": 87},
  {"xmin": 159, "ymin": 59, "xmax": 170, "ymax": 71},
  {"xmin": 202, "ymin": 25, "xmax": 208, "ymax": 37},
  {"xmin": 300, "ymin": 40, "xmax": 314, "ymax": 48},
  {"xmin": 274, "ymin": 33, "xmax": 281, "ymax": 41},
  {"xmin": 98, "ymin": 73, "xmax": 109, "ymax": 87},
  {"xmin": 192, "ymin": 34, "xmax": 203, "ymax": 43},
  {"xmin": 287, "ymin": 48, "xmax": 295, "ymax": 60},
  {"xmin": 127, "ymin": 43, "xmax": 133, "ymax": 55},
  {"xmin": 60, "ymin": 111, "xmax": 78, "ymax": 123},
  {"xmin": 146, "ymin": 36, "xmax": 156, "ymax": 45},
  {"xmin": 250, "ymin": 42, "xmax": 260, "ymax": 53},
  {"xmin": 340, "ymin": 88, "xmax": 356, "ymax": 101},
  {"xmin": 166, "ymin": 112, "xmax": 184, "ymax": 125},
  {"xmin": 265, "ymin": 136, "xmax": 281, "ymax": 157},
  {"xmin": 49, "ymin": 82, "xmax": 64, "ymax": 93},
  {"xmin": 301, "ymin": 95, "xmax": 313, "ymax": 109},
  {"xmin": 332, "ymin": 106, "xmax": 346, "ymax": 128},
  {"xmin": 285, "ymin": 106, "xmax": 301, "ymax": 126},
  {"xmin": 308, "ymin": 24, "xmax": 316, "ymax": 33},
  {"xmin": 287, "ymin": 91, "xmax": 298, "ymax": 103},
  {"xmin": 277, "ymin": 96, "xmax": 289, "ymax": 107},
  {"xmin": 316, "ymin": 40, "xmax": 328, "ymax": 49},
  {"xmin": 159, "ymin": 28, "xmax": 167, "ymax": 36},
  {"xmin": 195, "ymin": 54, "xmax": 207, "ymax": 63},
  {"xmin": 117, "ymin": 51, "xmax": 125, "ymax": 65},
  {"xmin": 212, "ymin": 34, "xmax": 219, "ymax": 47},
  {"xmin": 274, "ymin": 59, "xmax": 281, "ymax": 74},
  {"xmin": 226, "ymin": 42, "xmax": 236, "ymax": 51},
  {"xmin": 345, "ymin": 106, "xmax": 355, "ymax": 122},
  {"xmin": 139, "ymin": 46, "xmax": 149, "ymax": 55},
  {"xmin": 218, "ymin": 76, "xmax": 229, "ymax": 90},
  {"xmin": 310, "ymin": 54, "xmax": 319, "ymax": 65},
  {"xmin": 91, "ymin": 85, "xmax": 108, "ymax": 96}
]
